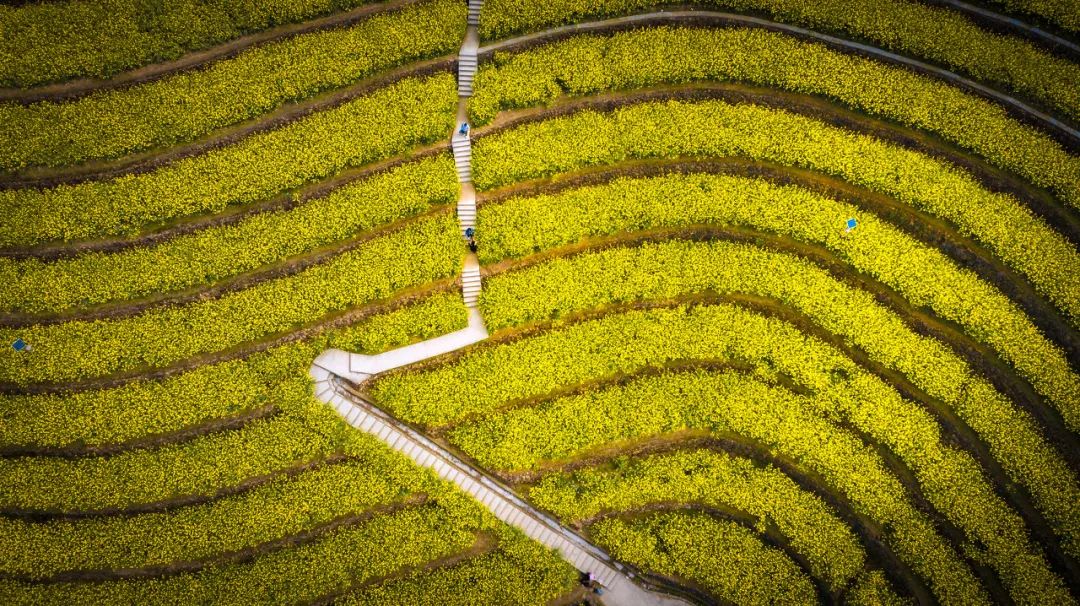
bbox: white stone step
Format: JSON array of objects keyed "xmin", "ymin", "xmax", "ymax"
[
  {"xmin": 358, "ymin": 415, "xmax": 377, "ymax": 432},
  {"xmin": 346, "ymin": 408, "xmax": 363, "ymax": 425}
]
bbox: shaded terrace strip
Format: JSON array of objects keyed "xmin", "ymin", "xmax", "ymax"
[
  {"xmin": 0, "ymin": 143, "xmax": 448, "ymax": 261},
  {"xmin": 0, "ymin": 206, "xmax": 453, "ymax": 328},
  {"xmin": 471, "ymin": 87, "xmax": 1080, "ymax": 249},
  {"xmin": 514, "ymin": 435, "xmax": 928, "ymax": 604},
  {"xmin": 0, "ymin": 0, "xmax": 425, "ymax": 104},
  {"xmin": 0, "ymin": 403, "xmax": 279, "ymax": 459},
  {"xmin": 474, "ymin": 159, "xmax": 1080, "ymax": 367},
  {"xmin": 0, "ymin": 494, "xmax": 430, "ymax": 584},
  {"xmin": 0, "ymin": 279, "xmax": 457, "ymax": 396},
  {"xmin": 585, "ymin": 505, "xmax": 830, "ymax": 604},
  {"xmin": 371, "ymin": 289, "xmax": 1080, "ymax": 590},
  {"xmin": 0, "ymin": 61, "xmax": 455, "ymax": 189},
  {"xmin": 0, "ymin": 454, "xmax": 351, "ymax": 522},
  {"xmin": 476, "ymin": 11, "xmax": 1080, "ymax": 148}
]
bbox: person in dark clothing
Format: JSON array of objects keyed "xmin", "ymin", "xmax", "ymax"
[{"xmin": 465, "ymin": 227, "xmax": 477, "ymax": 253}]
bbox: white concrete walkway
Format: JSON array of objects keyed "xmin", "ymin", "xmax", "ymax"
[
  {"xmin": 311, "ymin": 255, "xmax": 488, "ymax": 383},
  {"xmin": 308, "ymin": 2, "xmax": 693, "ymax": 602},
  {"xmin": 308, "ymin": 376, "xmax": 693, "ymax": 606}
]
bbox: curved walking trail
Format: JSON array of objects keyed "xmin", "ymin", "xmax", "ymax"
[{"xmin": 309, "ymin": 2, "xmax": 692, "ymax": 603}]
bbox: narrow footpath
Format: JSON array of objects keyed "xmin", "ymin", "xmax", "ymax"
[{"xmin": 309, "ymin": 2, "xmax": 695, "ymax": 604}]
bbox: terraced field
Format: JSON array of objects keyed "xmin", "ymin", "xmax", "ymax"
[{"xmin": 1, "ymin": 0, "xmax": 1077, "ymax": 604}]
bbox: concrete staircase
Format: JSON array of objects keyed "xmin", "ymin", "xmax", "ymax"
[
  {"xmin": 305, "ymin": 2, "xmax": 693, "ymax": 602},
  {"xmin": 467, "ymin": 0, "xmax": 481, "ymax": 26},
  {"xmin": 457, "ymin": 183, "xmax": 476, "ymax": 233},
  {"xmin": 451, "ymin": 130, "xmax": 472, "ymax": 183},
  {"xmin": 458, "ymin": 1, "xmax": 480, "ymax": 96},
  {"xmin": 308, "ymin": 378, "xmax": 694, "ymax": 606},
  {"xmin": 461, "ymin": 256, "xmax": 482, "ymax": 308},
  {"xmin": 458, "ymin": 47, "xmax": 478, "ymax": 97}
]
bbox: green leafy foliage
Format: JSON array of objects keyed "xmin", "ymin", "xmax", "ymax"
[
  {"xmin": 0, "ymin": 292, "xmax": 466, "ymax": 450},
  {"xmin": 471, "ymin": 27, "xmax": 1080, "ymax": 210},
  {"xmin": 479, "ymin": 0, "xmax": 1080, "ymax": 121},
  {"xmin": 529, "ymin": 449, "xmax": 866, "ymax": 592},
  {"xmin": 0, "ymin": 0, "xmax": 379, "ymax": 87},
  {"xmin": 473, "ymin": 100, "xmax": 1080, "ymax": 325},
  {"xmin": 592, "ymin": 511, "xmax": 817, "ymax": 605},
  {"xmin": 0, "ymin": 155, "xmax": 457, "ymax": 314},
  {"xmin": 0, "ymin": 0, "xmax": 466, "ymax": 169},
  {"xmin": 0, "ymin": 215, "xmax": 462, "ymax": 385},
  {"xmin": 0, "ymin": 74, "xmax": 456, "ymax": 247}
]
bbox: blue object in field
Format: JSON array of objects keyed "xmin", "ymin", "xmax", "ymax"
[
  {"xmin": 459, "ymin": 122, "xmax": 469, "ymax": 135},
  {"xmin": 465, "ymin": 227, "xmax": 475, "ymax": 238},
  {"xmin": 846, "ymin": 218, "xmax": 858, "ymax": 230},
  {"xmin": 12, "ymin": 338, "xmax": 27, "ymax": 352}
]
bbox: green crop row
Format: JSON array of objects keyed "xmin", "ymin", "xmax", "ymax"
[
  {"xmin": 0, "ymin": 405, "xmax": 337, "ymax": 513},
  {"xmin": 0, "ymin": 494, "xmax": 484, "ymax": 605},
  {"xmin": 0, "ymin": 0, "xmax": 379, "ymax": 87},
  {"xmin": 985, "ymin": 0, "xmax": 1079, "ymax": 32},
  {"xmin": 0, "ymin": 292, "xmax": 466, "ymax": 450},
  {"xmin": 0, "ymin": 155, "xmax": 457, "ymax": 314},
  {"xmin": 452, "ymin": 366, "xmax": 991, "ymax": 605},
  {"xmin": 0, "ymin": 450, "xmax": 435, "ymax": 578},
  {"xmin": 528, "ymin": 449, "xmax": 866, "ymax": 592},
  {"xmin": 0, "ymin": 0, "xmax": 465, "ymax": 170},
  {"xmin": 477, "ymin": 241, "xmax": 1080, "ymax": 564},
  {"xmin": 592, "ymin": 511, "xmax": 817, "ymax": 604},
  {"xmin": 376, "ymin": 302, "xmax": 1071, "ymax": 602},
  {"xmin": 478, "ymin": 0, "xmax": 1080, "ymax": 121},
  {"xmin": 476, "ymin": 172, "xmax": 1079, "ymax": 433},
  {"xmin": 0, "ymin": 74, "xmax": 456, "ymax": 248},
  {"xmin": 472, "ymin": 100, "xmax": 1080, "ymax": 326},
  {"xmin": 0, "ymin": 215, "xmax": 461, "ymax": 386},
  {"xmin": 448, "ymin": 359, "xmax": 982, "ymax": 604},
  {"xmin": 340, "ymin": 527, "xmax": 577, "ymax": 605},
  {"xmin": 471, "ymin": 27, "xmax": 1080, "ymax": 211}
]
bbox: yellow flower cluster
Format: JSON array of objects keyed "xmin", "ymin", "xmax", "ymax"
[
  {"xmin": 0, "ymin": 495, "xmax": 483, "ymax": 605},
  {"xmin": 0, "ymin": 215, "xmax": 462, "ymax": 385},
  {"xmin": 476, "ymin": 172, "xmax": 1079, "ymax": 432},
  {"xmin": 0, "ymin": 455, "xmax": 429, "ymax": 578},
  {"xmin": 341, "ymin": 527, "xmax": 577, "ymax": 605},
  {"xmin": 473, "ymin": 100, "xmax": 1080, "ymax": 324},
  {"xmin": 474, "ymin": 241, "xmax": 1080, "ymax": 570},
  {"xmin": 592, "ymin": 511, "xmax": 818, "ymax": 605},
  {"xmin": 471, "ymin": 28, "xmax": 1080, "ymax": 209},
  {"xmin": 0, "ymin": 0, "xmax": 380, "ymax": 87},
  {"xmin": 529, "ymin": 449, "xmax": 866, "ymax": 592},
  {"xmin": 0, "ymin": 155, "xmax": 457, "ymax": 314},
  {"xmin": 0, "ymin": 0, "xmax": 466, "ymax": 169},
  {"xmin": 377, "ymin": 304, "xmax": 1072, "ymax": 603},
  {"xmin": 0, "ymin": 292, "xmax": 465, "ymax": 449},
  {"xmin": 478, "ymin": 0, "xmax": 1080, "ymax": 119},
  {"xmin": 0, "ymin": 74, "xmax": 457, "ymax": 247}
]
